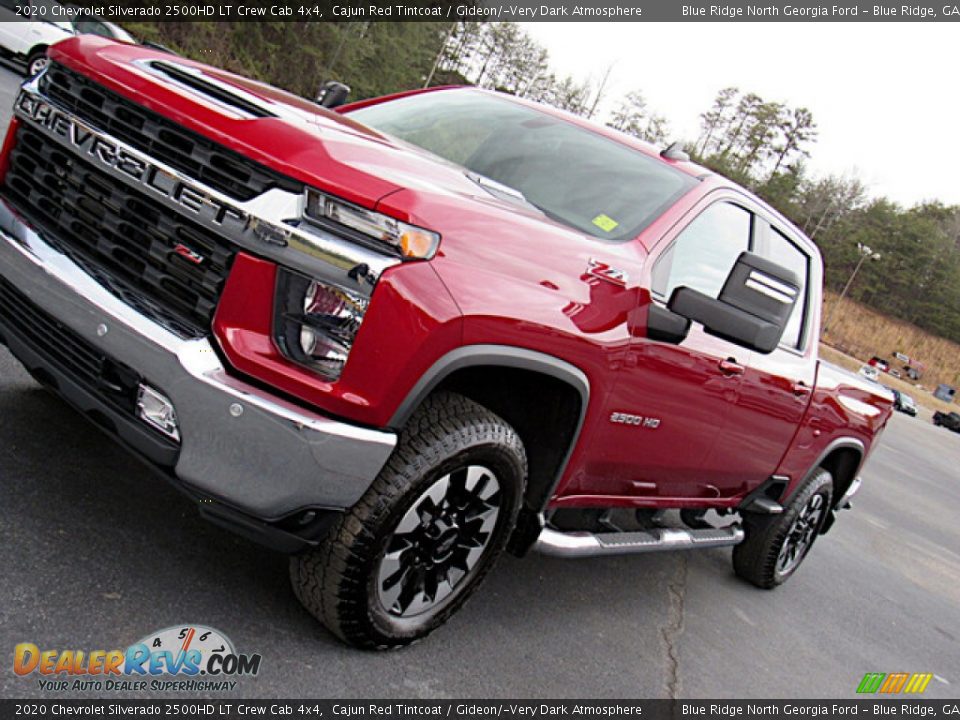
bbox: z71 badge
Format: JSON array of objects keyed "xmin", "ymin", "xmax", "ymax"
[
  {"xmin": 587, "ymin": 258, "xmax": 629, "ymax": 286},
  {"xmin": 610, "ymin": 412, "xmax": 661, "ymax": 429}
]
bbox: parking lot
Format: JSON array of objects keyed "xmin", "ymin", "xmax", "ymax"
[{"xmin": 0, "ymin": 63, "xmax": 957, "ymax": 700}]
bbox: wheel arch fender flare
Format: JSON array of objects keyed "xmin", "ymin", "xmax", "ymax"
[
  {"xmin": 389, "ymin": 344, "xmax": 590, "ymax": 429},
  {"xmin": 388, "ymin": 344, "xmax": 590, "ymax": 512},
  {"xmin": 788, "ymin": 436, "xmax": 865, "ymax": 510}
]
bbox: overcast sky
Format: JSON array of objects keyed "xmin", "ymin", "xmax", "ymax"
[{"xmin": 525, "ymin": 22, "xmax": 957, "ymax": 207}]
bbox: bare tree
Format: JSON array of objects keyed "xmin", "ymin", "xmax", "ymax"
[
  {"xmin": 768, "ymin": 107, "xmax": 817, "ymax": 178},
  {"xmin": 797, "ymin": 174, "xmax": 867, "ymax": 240},
  {"xmin": 696, "ymin": 87, "xmax": 738, "ymax": 156},
  {"xmin": 607, "ymin": 90, "xmax": 669, "ymax": 145},
  {"xmin": 585, "ymin": 62, "xmax": 616, "ymax": 120},
  {"xmin": 736, "ymin": 101, "xmax": 784, "ymax": 174}
]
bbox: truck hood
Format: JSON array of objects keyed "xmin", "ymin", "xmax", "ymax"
[
  {"xmin": 47, "ymin": 36, "xmax": 649, "ymax": 301},
  {"xmin": 48, "ymin": 36, "xmax": 552, "ymax": 226}
]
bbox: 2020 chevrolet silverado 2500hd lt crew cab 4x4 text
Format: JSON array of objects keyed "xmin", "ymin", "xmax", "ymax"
[{"xmin": 0, "ymin": 37, "xmax": 892, "ymax": 648}]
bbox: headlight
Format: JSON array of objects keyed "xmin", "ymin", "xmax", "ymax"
[
  {"xmin": 305, "ymin": 189, "xmax": 440, "ymax": 260},
  {"xmin": 273, "ymin": 269, "xmax": 368, "ymax": 380}
]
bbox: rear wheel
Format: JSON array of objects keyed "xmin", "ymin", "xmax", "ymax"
[
  {"xmin": 733, "ymin": 468, "xmax": 833, "ymax": 588},
  {"xmin": 290, "ymin": 392, "xmax": 526, "ymax": 649}
]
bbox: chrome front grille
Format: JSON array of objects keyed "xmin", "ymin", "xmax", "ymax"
[{"xmin": 38, "ymin": 62, "xmax": 301, "ymax": 201}]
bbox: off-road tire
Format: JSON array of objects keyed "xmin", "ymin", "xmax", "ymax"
[
  {"xmin": 290, "ymin": 392, "xmax": 526, "ymax": 649},
  {"xmin": 733, "ymin": 468, "xmax": 833, "ymax": 589}
]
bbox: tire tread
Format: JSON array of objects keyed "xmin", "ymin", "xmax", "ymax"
[
  {"xmin": 733, "ymin": 468, "xmax": 833, "ymax": 589},
  {"xmin": 290, "ymin": 392, "xmax": 526, "ymax": 649}
]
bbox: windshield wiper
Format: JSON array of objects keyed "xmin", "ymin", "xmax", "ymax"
[{"xmin": 465, "ymin": 171, "xmax": 529, "ymax": 205}]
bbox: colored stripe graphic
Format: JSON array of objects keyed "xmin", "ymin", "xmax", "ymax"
[
  {"xmin": 857, "ymin": 673, "xmax": 886, "ymax": 693},
  {"xmin": 880, "ymin": 673, "xmax": 909, "ymax": 693},
  {"xmin": 858, "ymin": 672, "xmax": 932, "ymax": 694},
  {"xmin": 904, "ymin": 673, "xmax": 933, "ymax": 693}
]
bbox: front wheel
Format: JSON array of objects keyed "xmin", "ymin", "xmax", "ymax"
[
  {"xmin": 290, "ymin": 392, "xmax": 526, "ymax": 649},
  {"xmin": 26, "ymin": 50, "xmax": 49, "ymax": 78},
  {"xmin": 733, "ymin": 468, "xmax": 833, "ymax": 589}
]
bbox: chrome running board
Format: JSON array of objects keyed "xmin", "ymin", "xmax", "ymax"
[{"xmin": 534, "ymin": 525, "xmax": 744, "ymax": 558}]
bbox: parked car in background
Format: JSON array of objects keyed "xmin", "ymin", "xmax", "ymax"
[
  {"xmin": 934, "ymin": 384, "xmax": 957, "ymax": 403},
  {"xmin": 889, "ymin": 388, "xmax": 917, "ymax": 416},
  {"xmin": 894, "ymin": 351, "xmax": 925, "ymax": 380},
  {"xmin": 0, "ymin": 0, "xmax": 133, "ymax": 76},
  {"xmin": 933, "ymin": 411, "xmax": 960, "ymax": 433},
  {"xmin": 868, "ymin": 356, "xmax": 890, "ymax": 373},
  {"xmin": 859, "ymin": 364, "xmax": 881, "ymax": 383}
]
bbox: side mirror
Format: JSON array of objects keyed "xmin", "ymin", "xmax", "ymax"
[
  {"xmin": 645, "ymin": 304, "xmax": 691, "ymax": 344},
  {"xmin": 316, "ymin": 81, "xmax": 351, "ymax": 109},
  {"xmin": 667, "ymin": 252, "xmax": 800, "ymax": 354}
]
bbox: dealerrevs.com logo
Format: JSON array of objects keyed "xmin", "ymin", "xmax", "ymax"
[{"xmin": 13, "ymin": 625, "xmax": 261, "ymax": 693}]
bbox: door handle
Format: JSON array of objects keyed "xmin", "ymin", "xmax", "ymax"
[
  {"xmin": 718, "ymin": 358, "xmax": 745, "ymax": 376},
  {"xmin": 791, "ymin": 381, "xmax": 813, "ymax": 397}
]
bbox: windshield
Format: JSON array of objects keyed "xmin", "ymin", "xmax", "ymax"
[{"xmin": 347, "ymin": 89, "xmax": 698, "ymax": 241}]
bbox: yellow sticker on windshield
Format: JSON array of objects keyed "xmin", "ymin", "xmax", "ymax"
[{"xmin": 592, "ymin": 214, "xmax": 619, "ymax": 233}]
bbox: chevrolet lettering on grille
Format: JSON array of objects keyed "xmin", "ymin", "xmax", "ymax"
[
  {"xmin": 15, "ymin": 90, "xmax": 253, "ymax": 239},
  {"xmin": 9, "ymin": 78, "xmax": 402, "ymax": 300}
]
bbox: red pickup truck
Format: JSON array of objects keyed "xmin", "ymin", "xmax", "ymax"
[{"xmin": 0, "ymin": 38, "xmax": 892, "ymax": 648}]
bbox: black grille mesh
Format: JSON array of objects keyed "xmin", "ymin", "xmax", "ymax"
[
  {"xmin": 38, "ymin": 62, "xmax": 302, "ymax": 202},
  {"xmin": 2, "ymin": 125, "xmax": 233, "ymax": 336},
  {"xmin": 0, "ymin": 275, "xmax": 106, "ymax": 388},
  {"xmin": 0, "ymin": 275, "xmax": 147, "ymax": 420}
]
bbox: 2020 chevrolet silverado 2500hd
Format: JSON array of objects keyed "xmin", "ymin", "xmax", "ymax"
[{"xmin": 0, "ymin": 37, "xmax": 892, "ymax": 648}]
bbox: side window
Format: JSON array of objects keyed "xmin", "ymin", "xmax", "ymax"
[
  {"xmin": 763, "ymin": 226, "xmax": 810, "ymax": 350},
  {"xmin": 652, "ymin": 202, "xmax": 752, "ymax": 300}
]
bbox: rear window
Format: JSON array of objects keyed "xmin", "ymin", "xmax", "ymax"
[{"xmin": 348, "ymin": 90, "xmax": 698, "ymax": 242}]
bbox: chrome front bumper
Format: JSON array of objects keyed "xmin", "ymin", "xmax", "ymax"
[{"xmin": 0, "ymin": 199, "xmax": 396, "ymax": 528}]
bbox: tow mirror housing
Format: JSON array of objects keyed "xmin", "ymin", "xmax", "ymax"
[
  {"xmin": 316, "ymin": 81, "xmax": 351, "ymax": 109},
  {"xmin": 667, "ymin": 252, "xmax": 800, "ymax": 354}
]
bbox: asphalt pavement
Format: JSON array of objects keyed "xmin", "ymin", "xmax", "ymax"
[{"xmin": 0, "ymin": 64, "xmax": 957, "ymax": 700}]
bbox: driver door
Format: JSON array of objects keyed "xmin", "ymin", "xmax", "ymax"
[{"xmin": 597, "ymin": 199, "xmax": 758, "ymax": 502}]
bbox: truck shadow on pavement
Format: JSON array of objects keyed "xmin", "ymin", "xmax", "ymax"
[{"xmin": 1, "ymin": 374, "xmax": 716, "ymax": 695}]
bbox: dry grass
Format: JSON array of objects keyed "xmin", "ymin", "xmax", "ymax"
[
  {"xmin": 821, "ymin": 292, "xmax": 960, "ymax": 390},
  {"xmin": 817, "ymin": 345, "xmax": 955, "ymax": 416},
  {"xmin": 818, "ymin": 291, "xmax": 958, "ymax": 414}
]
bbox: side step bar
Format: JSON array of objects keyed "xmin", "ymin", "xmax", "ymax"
[{"xmin": 534, "ymin": 525, "xmax": 745, "ymax": 558}]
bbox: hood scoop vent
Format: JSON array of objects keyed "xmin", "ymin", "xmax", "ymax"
[{"xmin": 140, "ymin": 60, "xmax": 276, "ymax": 119}]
